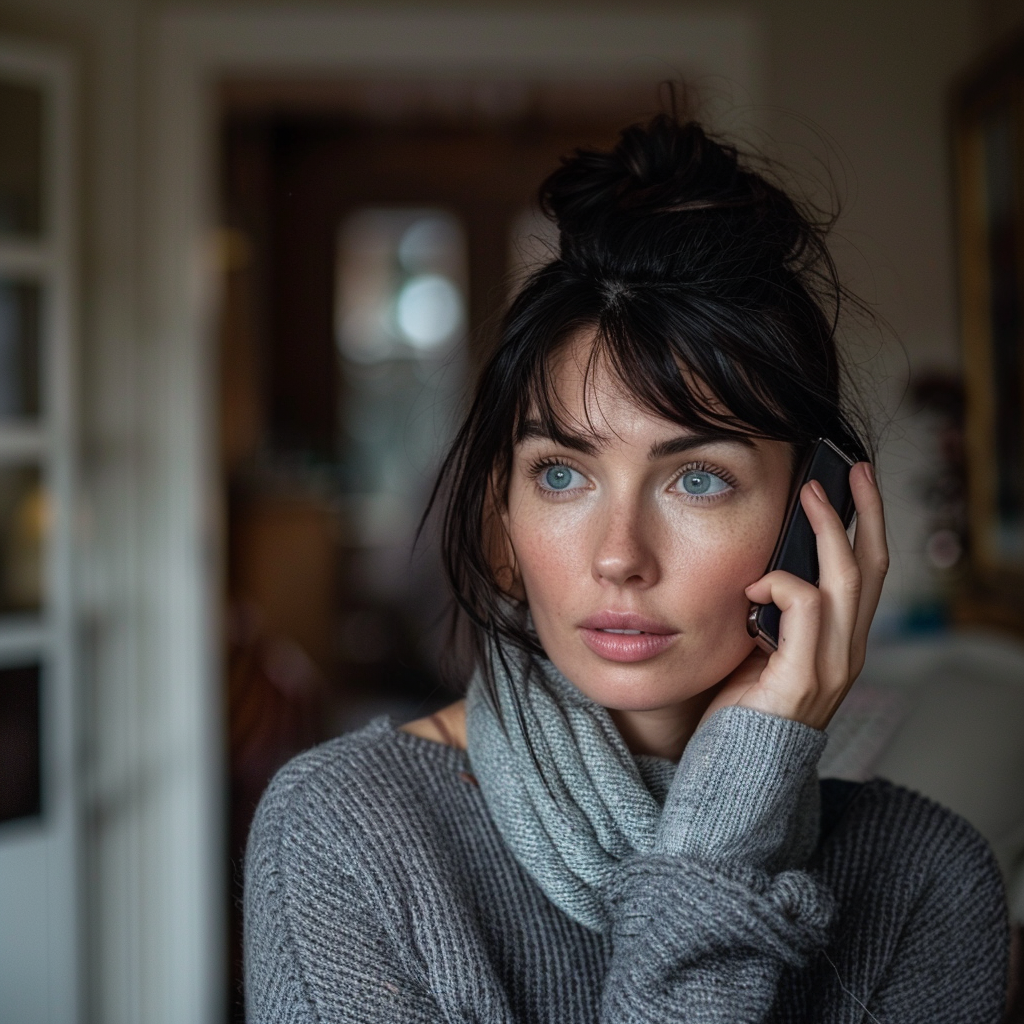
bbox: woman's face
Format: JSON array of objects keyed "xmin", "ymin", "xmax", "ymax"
[{"xmin": 503, "ymin": 336, "xmax": 794, "ymax": 715}]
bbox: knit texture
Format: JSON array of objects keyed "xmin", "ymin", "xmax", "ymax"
[
  {"xmin": 244, "ymin": 713, "xmax": 1009, "ymax": 1023},
  {"xmin": 465, "ymin": 647, "xmax": 824, "ymax": 932}
]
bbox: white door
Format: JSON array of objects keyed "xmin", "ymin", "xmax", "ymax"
[{"xmin": 0, "ymin": 40, "xmax": 79, "ymax": 1024}]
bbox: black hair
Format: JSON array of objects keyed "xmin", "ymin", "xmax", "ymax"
[{"xmin": 426, "ymin": 113, "xmax": 872, "ymax": 713}]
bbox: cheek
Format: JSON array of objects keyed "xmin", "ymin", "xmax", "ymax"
[
  {"xmin": 666, "ymin": 513, "xmax": 778, "ymax": 623},
  {"xmin": 508, "ymin": 506, "xmax": 585, "ymax": 607}
]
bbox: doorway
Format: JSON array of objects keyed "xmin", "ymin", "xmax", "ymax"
[{"xmin": 216, "ymin": 76, "xmax": 668, "ymax": 1020}]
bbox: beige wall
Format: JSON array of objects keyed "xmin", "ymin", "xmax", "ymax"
[
  {"xmin": 766, "ymin": 0, "xmax": 977, "ymax": 368},
  {"xmin": 754, "ymin": 0, "xmax": 981, "ymax": 616}
]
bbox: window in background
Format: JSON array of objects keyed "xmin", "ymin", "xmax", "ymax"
[
  {"xmin": 0, "ymin": 280, "xmax": 40, "ymax": 420},
  {"xmin": 0, "ymin": 662, "xmax": 40, "ymax": 824},
  {"xmin": 0, "ymin": 79, "xmax": 43, "ymax": 236},
  {"xmin": 335, "ymin": 208, "xmax": 467, "ymax": 606},
  {"xmin": 0, "ymin": 70, "xmax": 48, "ymax": 833},
  {"xmin": 0, "ymin": 464, "xmax": 44, "ymax": 614}
]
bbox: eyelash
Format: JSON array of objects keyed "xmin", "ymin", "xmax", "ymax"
[
  {"xmin": 669, "ymin": 461, "xmax": 738, "ymax": 503},
  {"xmin": 528, "ymin": 457, "xmax": 589, "ymax": 497},
  {"xmin": 526, "ymin": 457, "xmax": 738, "ymax": 502}
]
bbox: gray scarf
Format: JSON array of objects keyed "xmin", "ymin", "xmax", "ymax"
[
  {"xmin": 465, "ymin": 642, "xmax": 679, "ymax": 934},
  {"xmin": 465, "ymin": 637, "xmax": 828, "ymax": 934}
]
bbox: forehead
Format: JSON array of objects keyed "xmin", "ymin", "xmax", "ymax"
[{"xmin": 527, "ymin": 332, "xmax": 725, "ymax": 444}]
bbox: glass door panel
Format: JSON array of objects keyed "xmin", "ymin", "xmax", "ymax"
[
  {"xmin": 0, "ymin": 278, "xmax": 42, "ymax": 419},
  {"xmin": 332, "ymin": 207, "xmax": 468, "ymax": 710},
  {"xmin": 0, "ymin": 662, "xmax": 41, "ymax": 824},
  {"xmin": 0, "ymin": 79, "xmax": 43, "ymax": 238},
  {"xmin": 335, "ymin": 207, "xmax": 467, "ymax": 516},
  {"xmin": 0, "ymin": 463, "xmax": 45, "ymax": 614}
]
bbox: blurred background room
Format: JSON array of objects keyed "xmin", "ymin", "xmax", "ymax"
[{"xmin": 0, "ymin": 2, "xmax": 1023, "ymax": 1022}]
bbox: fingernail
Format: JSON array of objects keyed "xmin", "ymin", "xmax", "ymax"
[
  {"xmin": 810, "ymin": 479, "xmax": 827, "ymax": 502},
  {"xmin": 864, "ymin": 462, "xmax": 875, "ymax": 486}
]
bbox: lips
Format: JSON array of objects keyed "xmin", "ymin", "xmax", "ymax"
[{"xmin": 578, "ymin": 612, "xmax": 679, "ymax": 663}]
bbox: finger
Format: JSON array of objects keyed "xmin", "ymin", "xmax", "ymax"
[
  {"xmin": 848, "ymin": 462, "xmax": 889, "ymax": 675},
  {"xmin": 799, "ymin": 480, "xmax": 861, "ymax": 688},
  {"xmin": 744, "ymin": 569, "xmax": 822, "ymax": 691}
]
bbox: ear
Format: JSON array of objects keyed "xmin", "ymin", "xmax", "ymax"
[{"xmin": 483, "ymin": 478, "xmax": 526, "ymax": 603}]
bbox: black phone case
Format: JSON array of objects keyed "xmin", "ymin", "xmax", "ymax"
[{"xmin": 746, "ymin": 438, "xmax": 857, "ymax": 652}]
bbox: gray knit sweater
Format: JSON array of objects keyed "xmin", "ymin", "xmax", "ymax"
[{"xmin": 244, "ymin": 710, "xmax": 1009, "ymax": 1023}]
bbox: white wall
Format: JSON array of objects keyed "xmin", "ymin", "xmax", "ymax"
[{"xmin": 0, "ymin": 0, "xmax": 1000, "ymax": 1021}]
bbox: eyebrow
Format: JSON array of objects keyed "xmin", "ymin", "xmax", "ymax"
[{"xmin": 517, "ymin": 420, "xmax": 756, "ymax": 459}]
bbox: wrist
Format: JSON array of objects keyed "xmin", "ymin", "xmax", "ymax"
[{"xmin": 653, "ymin": 705, "xmax": 826, "ymax": 871}]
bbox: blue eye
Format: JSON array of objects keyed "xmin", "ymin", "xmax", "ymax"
[
  {"xmin": 677, "ymin": 470, "xmax": 730, "ymax": 496},
  {"xmin": 540, "ymin": 464, "xmax": 585, "ymax": 492}
]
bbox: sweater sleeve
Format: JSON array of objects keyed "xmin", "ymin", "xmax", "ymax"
[
  {"xmin": 244, "ymin": 757, "xmax": 446, "ymax": 1024},
  {"xmin": 599, "ymin": 705, "xmax": 832, "ymax": 1023}
]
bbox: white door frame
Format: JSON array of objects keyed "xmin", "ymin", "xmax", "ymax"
[
  {"xmin": 142, "ymin": 9, "xmax": 762, "ymax": 1023},
  {"xmin": 0, "ymin": 37, "xmax": 79, "ymax": 1024}
]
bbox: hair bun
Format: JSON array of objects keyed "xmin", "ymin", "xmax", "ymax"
[{"xmin": 540, "ymin": 115, "xmax": 807, "ymax": 284}]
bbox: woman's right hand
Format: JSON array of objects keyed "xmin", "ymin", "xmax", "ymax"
[{"xmin": 701, "ymin": 461, "xmax": 888, "ymax": 731}]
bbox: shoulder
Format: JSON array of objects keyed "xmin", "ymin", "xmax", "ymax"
[
  {"xmin": 816, "ymin": 779, "xmax": 1009, "ymax": 1018},
  {"xmin": 249, "ymin": 716, "xmax": 458, "ymax": 865},
  {"xmin": 245, "ymin": 716, "xmax": 469, "ymax": 942},
  {"xmin": 825, "ymin": 777, "xmax": 995, "ymax": 857},
  {"xmin": 820, "ymin": 776, "xmax": 1006, "ymax": 911},
  {"xmin": 244, "ymin": 719, "xmax": 473, "ymax": 1020}
]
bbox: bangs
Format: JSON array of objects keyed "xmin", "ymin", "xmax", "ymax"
[{"xmin": 510, "ymin": 285, "xmax": 846, "ymax": 463}]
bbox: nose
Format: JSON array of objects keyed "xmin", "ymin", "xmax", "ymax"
[{"xmin": 591, "ymin": 501, "xmax": 660, "ymax": 589}]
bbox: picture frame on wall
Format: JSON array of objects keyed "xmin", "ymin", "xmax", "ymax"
[{"xmin": 952, "ymin": 35, "xmax": 1024, "ymax": 634}]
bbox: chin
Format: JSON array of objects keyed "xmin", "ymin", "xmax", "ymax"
[
  {"xmin": 551, "ymin": 633, "xmax": 753, "ymax": 712},
  {"xmin": 560, "ymin": 656, "xmax": 719, "ymax": 713}
]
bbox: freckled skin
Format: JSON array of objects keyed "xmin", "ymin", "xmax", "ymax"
[{"xmin": 503, "ymin": 339, "xmax": 794, "ymax": 756}]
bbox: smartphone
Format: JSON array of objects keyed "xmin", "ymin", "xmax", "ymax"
[{"xmin": 746, "ymin": 438, "xmax": 858, "ymax": 653}]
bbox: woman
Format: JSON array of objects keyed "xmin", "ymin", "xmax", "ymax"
[{"xmin": 244, "ymin": 115, "xmax": 1009, "ymax": 1022}]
